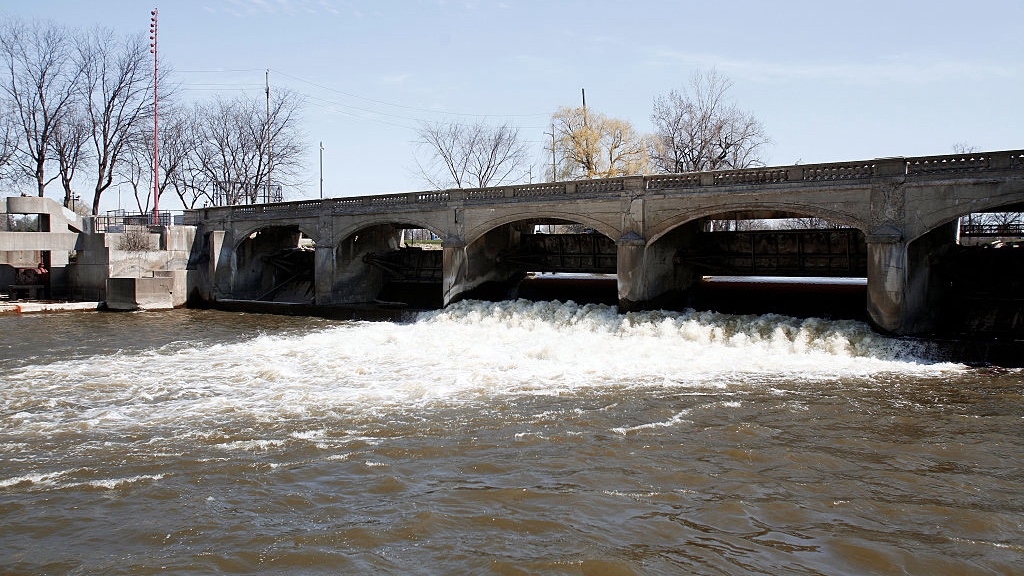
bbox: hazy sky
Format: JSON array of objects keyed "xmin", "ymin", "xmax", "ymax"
[{"xmin": 3, "ymin": 0, "xmax": 1022, "ymax": 210}]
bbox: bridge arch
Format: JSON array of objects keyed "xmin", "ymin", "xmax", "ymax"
[
  {"xmin": 328, "ymin": 217, "xmax": 446, "ymax": 307},
  {"xmin": 892, "ymin": 186, "xmax": 1024, "ymax": 336},
  {"xmin": 445, "ymin": 210, "xmax": 621, "ymax": 305},
  {"xmin": 227, "ymin": 224, "xmax": 317, "ymax": 303},
  {"xmin": 334, "ymin": 217, "xmax": 447, "ymax": 251},
  {"xmin": 646, "ymin": 201, "xmax": 868, "ymax": 245},
  {"xmin": 465, "ymin": 210, "xmax": 620, "ymax": 247},
  {"xmin": 232, "ymin": 221, "xmax": 321, "ymax": 250},
  {"xmin": 627, "ymin": 201, "xmax": 871, "ymax": 319},
  {"xmin": 903, "ymin": 181, "xmax": 1024, "ymax": 246}
]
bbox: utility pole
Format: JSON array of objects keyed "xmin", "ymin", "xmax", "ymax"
[
  {"xmin": 149, "ymin": 8, "xmax": 159, "ymax": 224},
  {"xmin": 581, "ymin": 87, "xmax": 587, "ymax": 128},
  {"xmin": 546, "ymin": 124, "xmax": 557, "ymax": 182},
  {"xmin": 581, "ymin": 87, "xmax": 594, "ymax": 178},
  {"xmin": 319, "ymin": 141, "xmax": 324, "ymax": 199}
]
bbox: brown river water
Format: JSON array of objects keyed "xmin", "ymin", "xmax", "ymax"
[{"xmin": 1, "ymin": 301, "xmax": 1022, "ymax": 575}]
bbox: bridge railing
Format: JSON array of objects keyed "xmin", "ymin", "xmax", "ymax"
[
  {"xmin": 184, "ymin": 149, "xmax": 1024, "ymax": 222},
  {"xmin": 960, "ymin": 222, "xmax": 1024, "ymax": 237}
]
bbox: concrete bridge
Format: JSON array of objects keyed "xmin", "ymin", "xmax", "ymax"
[{"xmin": 185, "ymin": 149, "xmax": 1024, "ymax": 336}]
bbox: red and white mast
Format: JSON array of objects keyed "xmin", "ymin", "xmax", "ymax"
[{"xmin": 149, "ymin": 8, "xmax": 160, "ymax": 224}]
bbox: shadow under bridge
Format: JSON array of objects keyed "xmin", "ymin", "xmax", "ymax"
[{"xmin": 470, "ymin": 219, "xmax": 618, "ymax": 305}]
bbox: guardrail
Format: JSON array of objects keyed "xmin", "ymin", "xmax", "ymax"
[
  {"xmin": 93, "ymin": 210, "xmax": 182, "ymax": 231},
  {"xmin": 184, "ymin": 149, "xmax": 1024, "ymax": 223}
]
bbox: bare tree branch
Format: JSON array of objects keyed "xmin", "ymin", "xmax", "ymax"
[
  {"xmin": 649, "ymin": 69, "xmax": 770, "ymax": 173},
  {"xmin": 52, "ymin": 108, "xmax": 90, "ymax": 206},
  {"xmin": 191, "ymin": 90, "xmax": 305, "ymax": 206},
  {"xmin": 78, "ymin": 28, "xmax": 157, "ymax": 215},
  {"xmin": 415, "ymin": 120, "xmax": 529, "ymax": 189},
  {"xmin": 0, "ymin": 102, "xmax": 15, "ymax": 182},
  {"xmin": 0, "ymin": 18, "xmax": 84, "ymax": 197}
]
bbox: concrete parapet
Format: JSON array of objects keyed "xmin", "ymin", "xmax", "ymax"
[{"xmin": 5, "ymin": 195, "xmax": 86, "ymax": 232}]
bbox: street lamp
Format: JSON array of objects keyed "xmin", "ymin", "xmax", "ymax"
[{"xmin": 319, "ymin": 141, "xmax": 324, "ymax": 199}]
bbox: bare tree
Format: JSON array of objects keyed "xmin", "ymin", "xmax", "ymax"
[
  {"xmin": 781, "ymin": 216, "xmax": 844, "ymax": 230},
  {"xmin": 951, "ymin": 142, "xmax": 978, "ymax": 154},
  {"xmin": 157, "ymin": 104, "xmax": 212, "ymax": 209},
  {"xmin": 121, "ymin": 140, "xmax": 150, "ymax": 212},
  {"xmin": 650, "ymin": 69, "xmax": 769, "ymax": 173},
  {"xmin": 415, "ymin": 120, "xmax": 530, "ymax": 189},
  {"xmin": 116, "ymin": 103, "xmax": 201, "ymax": 212},
  {"xmin": 78, "ymin": 28, "xmax": 156, "ymax": 215},
  {"xmin": 0, "ymin": 102, "xmax": 16, "ymax": 182},
  {"xmin": 0, "ymin": 18, "xmax": 84, "ymax": 197},
  {"xmin": 192, "ymin": 90, "xmax": 305, "ymax": 206},
  {"xmin": 51, "ymin": 108, "xmax": 90, "ymax": 206},
  {"xmin": 549, "ymin": 106, "xmax": 648, "ymax": 180}
]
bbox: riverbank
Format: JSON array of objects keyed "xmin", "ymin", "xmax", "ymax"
[{"xmin": 0, "ymin": 301, "xmax": 100, "ymax": 315}]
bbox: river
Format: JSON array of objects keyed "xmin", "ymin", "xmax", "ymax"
[{"xmin": 1, "ymin": 301, "xmax": 1022, "ymax": 575}]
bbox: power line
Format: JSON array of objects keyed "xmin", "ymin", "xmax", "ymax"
[
  {"xmin": 269, "ymin": 68, "xmax": 550, "ymax": 119},
  {"xmin": 175, "ymin": 69, "xmax": 554, "ymax": 130},
  {"xmin": 180, "ymin": 68, "xmax": 551, "ymax": 121}
]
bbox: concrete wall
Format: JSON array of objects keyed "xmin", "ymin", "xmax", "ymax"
[
  {"xmin": 0, "ymin": 195, "xmax": 200, "ymax": 305},
  {"xmin": 2, "ymin": 196, "xmax": 84, "ymax": 299}
]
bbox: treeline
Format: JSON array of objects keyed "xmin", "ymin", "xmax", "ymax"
[
  {"xmin": 414, "ymin": 70, "xmax": 771, "ymax": 190},
  {"xmin": 0, "ymin": 17, "xmax": 773, "ymax": 214},
  {"xmin": 0, "ymin": 17, "xmax": 303, "ymax": 214}
]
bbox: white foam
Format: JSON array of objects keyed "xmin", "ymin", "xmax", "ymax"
[
  {"xmin": 0, "ymin": 470, "xmax": 69, "ymax": 489},
  {"xmin": 612, "ymin": 409, "xmax": 692, "ymax": 435},
  {"xmin": 1, "ymin": 300, "xmax": 963, "ymax": 437},
  {"xmin": 79, "ymin": 474, "xmax": 165, "ymax": 490}
]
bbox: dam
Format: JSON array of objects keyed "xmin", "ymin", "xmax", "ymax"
[{"xmin": 183, "ymin": 150, "xmax": 1024, "ymax": 338}]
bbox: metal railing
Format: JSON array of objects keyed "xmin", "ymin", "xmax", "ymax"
[
  {"xmin": 92, "ymin": 210, "xmax": 183, "ymax": 232},
  {"xmin": 960, "ymin": 222, "xmax": 1024, "ymax": 237}
]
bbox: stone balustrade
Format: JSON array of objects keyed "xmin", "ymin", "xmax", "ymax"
[{"xmin": 186, "ymin": 149, "xmax": 1024, "ymax": 223}]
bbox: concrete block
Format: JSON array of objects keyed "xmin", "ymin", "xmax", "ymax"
[{"xmin": 105, "ymin": 273, "xmax": 187, "ymax": 311}]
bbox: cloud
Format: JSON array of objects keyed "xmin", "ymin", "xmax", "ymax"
[
  {"xmin": 380, "ymin": 74, "xmax": 411, "ymax": 85},
  {"xmin": 210, "ymin": 0, "xmax": 348, "ymax": 17},
  {"xmin": 645, "ymin": 47, "xmax": 1017, "ymax": 86}
]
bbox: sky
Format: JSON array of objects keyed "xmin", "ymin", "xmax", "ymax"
[{"xmin": 2, "ymin": 0, "xmax": 1022, "ymax": 212}]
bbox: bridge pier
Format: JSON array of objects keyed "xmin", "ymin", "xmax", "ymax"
[
  {"xmin": 616, "ymin": 233, "xmax": 646, "ymax": 310},
  {"xmin": 314, "ymin": 244, "xmax": 334, "ymax": 305},
  {"xmin": 617, "ymin": 222, "xmax": 703, "ymax": 310},
  {"xmin": 442, "ymin": 238, "xmax": 467, "ymax": 305},
  {"xmin": 866, "ymin": 231, "xmax": 905, "ymax": 333},
  {"xmin": 866, "ymin": 222, "xmax": 957, "ymax": 335}
]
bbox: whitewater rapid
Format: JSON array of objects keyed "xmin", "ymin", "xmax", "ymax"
[
  {"xmin": 3, "ymin": 300, "xmax": 962, "ymax": 437},
  {"xmin": 4, "ymin": 301, "xmax": 1020, "ymax": 576}
]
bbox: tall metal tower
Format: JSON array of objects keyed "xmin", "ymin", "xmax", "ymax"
[{"xmin": 149, "ymin": 8, "xmax": 160, "ymax": 224}]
